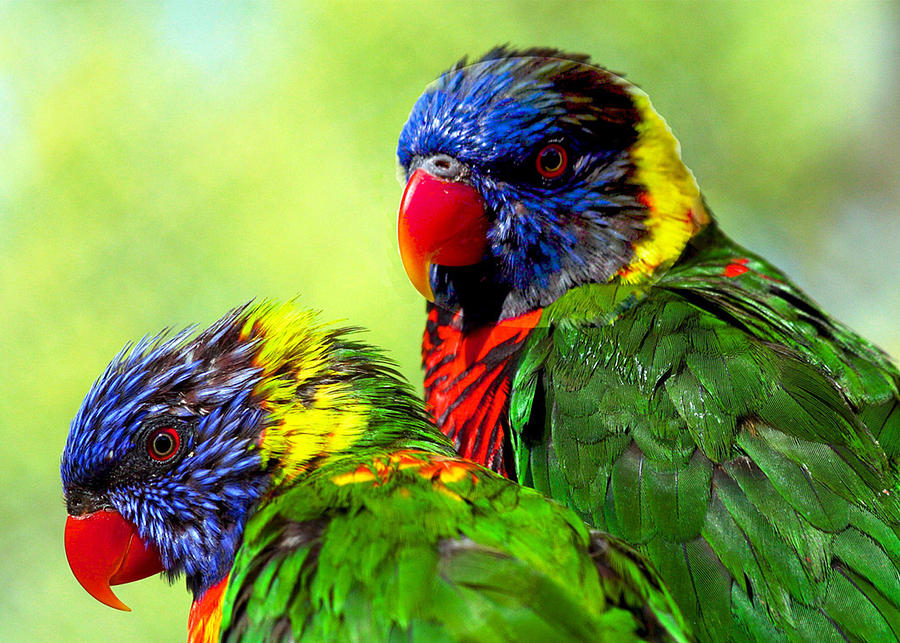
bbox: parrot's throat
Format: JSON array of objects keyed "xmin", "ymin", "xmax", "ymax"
[{"xmin": 422, "ymin": 304, "xmax": 542, "ymax": 476}]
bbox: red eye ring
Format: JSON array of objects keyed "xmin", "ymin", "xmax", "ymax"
[
  {"xmin": 536, "ymin": 143, "xmax": 568, "ymax": 179},
  {"xmin": 147, "ymin": 427, "xmax": 180, "ymax": 461}
]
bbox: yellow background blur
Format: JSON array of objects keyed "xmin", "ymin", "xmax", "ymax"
[{"xmin": 2, "ymin": 2, "xmax": 898, "ymax": 641}]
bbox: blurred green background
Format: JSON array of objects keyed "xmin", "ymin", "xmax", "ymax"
[{"xmin": 2, "ymin": 1, "xmax": 898, "ymax": 640}]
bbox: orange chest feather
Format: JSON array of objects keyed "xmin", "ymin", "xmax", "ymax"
[
  {"xmin": 422, "ymin": 307, "xmax": 542, "ymax": 475},
  {"xmin": 188, "ymin": 575, "xmax": 228, "ymax": 643}
]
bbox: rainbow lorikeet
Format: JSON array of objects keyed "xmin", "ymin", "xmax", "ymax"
[
  {"xmin": 61, "ymin": 302, "xmax": 689, "ymax": 642},
  {"xmin": 395, "ymin": 47, "xmax": 900, "ymax": 641}
]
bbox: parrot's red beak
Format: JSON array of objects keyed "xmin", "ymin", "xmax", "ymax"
[
  {"xmin": 397, "ymin": 168, "xmax": 489, "ymax": 301},
  {"xmin": 65, "ymin": 510, "xmax": 164, "ymax": 611}
]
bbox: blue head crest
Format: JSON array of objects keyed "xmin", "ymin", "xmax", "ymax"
[
  {"xmin": 399, "ymin": 56, "xmax": 565, "ymax": 169},
  {"xmin": 62, "ymin": 329, "xmax": 201, "ymax": 488}
]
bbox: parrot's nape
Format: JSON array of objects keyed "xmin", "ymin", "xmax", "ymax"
[
  {"xmin": 62, "ymin": 302, "xmax": 689, "ymax": 642},
  {"xmin": 396, "ymin": 47, "xmax": 900, "ymax": 641}
]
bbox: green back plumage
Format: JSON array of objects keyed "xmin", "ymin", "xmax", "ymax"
[
  {"xmin": 220, "ymin": 448, "xmax": 688, "ymax": 642},
  {"xmin": 510, "ymin": 222, "xmax": 900, "ymax": 641}
]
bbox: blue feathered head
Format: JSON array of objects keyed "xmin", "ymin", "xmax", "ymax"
[
  {"xmin": 62, "ymin": 307, "xmax": 270, "ymax": 599},
  {"xmin": 62, "ymin": 302, "xmax": 440, "ymax": 608},
  {"xmin": 397, "ymin": 46, "xmax": 705, "ymax": 321}
]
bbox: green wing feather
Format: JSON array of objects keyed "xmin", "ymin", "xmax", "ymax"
[
  {"xmin": 219, "ymin": 454, "xmax": 689, "ymax": 642},
  {"xmin": 510, "ymin": 223, "xmax": 900, "ymax": 641}
]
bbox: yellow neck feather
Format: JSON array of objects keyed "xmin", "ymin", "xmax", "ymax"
[
  {"xmin": 618, "ymin": 90, "xmax": 709, "ymax": 284},
  {"xmin": 240, "ymin": 303, "xmax": 367, "ymax": 485},
  {"xmin": 259, "ymin": 382, "xmax": 368, "ymax": 486}
]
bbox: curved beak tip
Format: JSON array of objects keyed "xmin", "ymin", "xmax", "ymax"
[{"xmin": 65, "ymin": 511, "xmax": 163, "ymax": 612}]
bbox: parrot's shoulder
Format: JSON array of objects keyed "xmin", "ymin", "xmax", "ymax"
[
  {"xmin": 661, "ymin": 224, "xmax": 899, "ymax": 402},
  {"xmin": 513, "ymin": 223, "xmax": 900, "ymax": 463}
]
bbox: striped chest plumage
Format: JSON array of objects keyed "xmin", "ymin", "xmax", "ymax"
[{"xmin": 422, "ymin": 304, "xmax": 542, "ymax": 476}]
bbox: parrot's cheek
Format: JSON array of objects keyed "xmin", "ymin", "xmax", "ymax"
[
  {"xmin": 65, "ymin": 510, "xmax": 164, "ymax": 611},
  {"xmin": 398, "ymin": 168, "xmax": 490, "ymax": 301}
]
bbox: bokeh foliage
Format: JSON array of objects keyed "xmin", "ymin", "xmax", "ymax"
[{"xmin": 1, "ymin": 2, "xmax": 897, "ymax": 641}]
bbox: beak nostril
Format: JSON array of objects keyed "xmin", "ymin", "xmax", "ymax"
[{"xmin": 424, "ymin": 154, "xmax": 464, "ymax": 180}]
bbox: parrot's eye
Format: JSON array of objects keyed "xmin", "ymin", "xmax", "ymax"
[
  {"xmin": 535, "ymin": 143, "xmax": 568, "ymax": 179},
  {"xmin": 147, "ymin": 427, "xmax": 180, "ymax": 461}
]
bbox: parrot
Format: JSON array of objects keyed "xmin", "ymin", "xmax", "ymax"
[
  {"xmin": 61, "ymin": 301, "xmax": 689, "ymax": 642},
  {"xmin": 395, "ymin": 46, "xmax": 900, "ymax": 641}
]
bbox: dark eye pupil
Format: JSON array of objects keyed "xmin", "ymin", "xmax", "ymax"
[
  {"xmin": 536, "ymin": 144, "xmax": 567, "ymax": 178},
  {"xmin": 153, "ymin": 434, "xmax": 173, "ymax": 455},
  {"xmin": 541, "ymin": 149, "xmax": 562, "ymax": 171}
]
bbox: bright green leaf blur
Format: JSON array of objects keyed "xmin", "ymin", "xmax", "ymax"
[{"xmin": 2, "ymin": 2, "xmax": 897, "ymax": 641}]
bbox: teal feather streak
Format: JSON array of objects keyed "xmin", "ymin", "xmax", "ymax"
[{"xmin": 644, "ymin": 449, "xmax": 711, "ymax": 542}]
